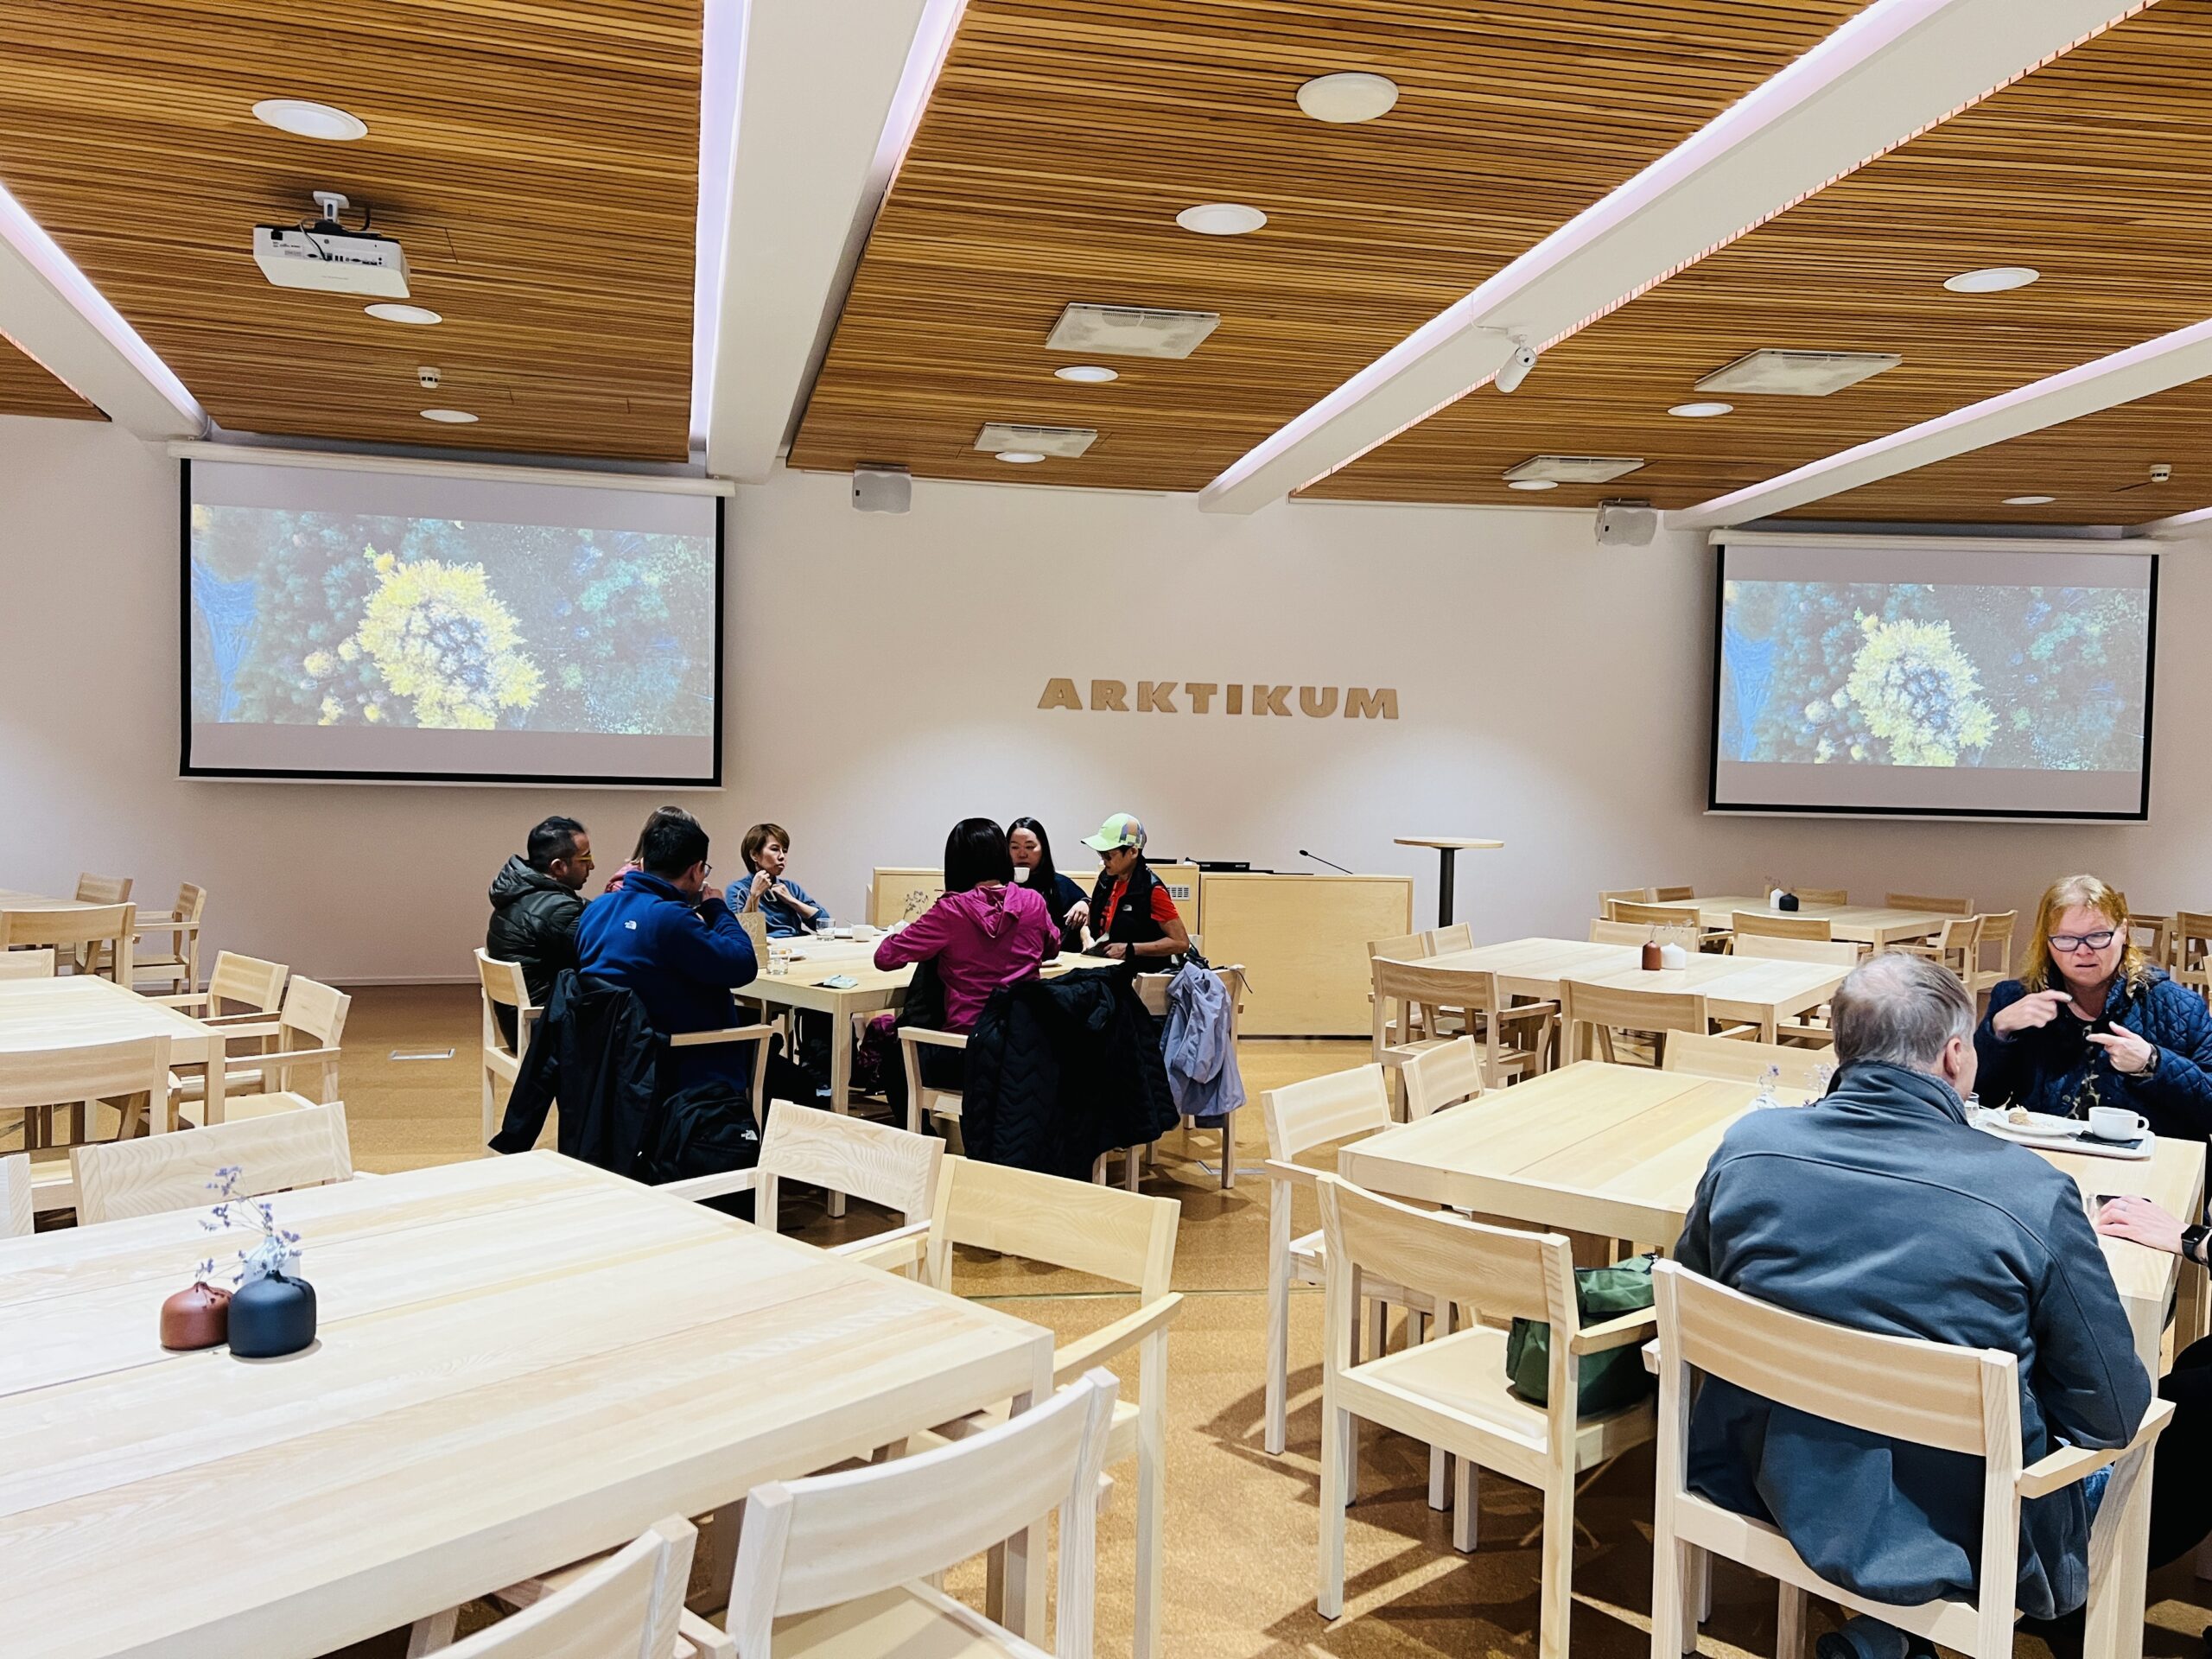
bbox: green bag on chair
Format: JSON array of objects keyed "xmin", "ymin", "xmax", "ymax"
[{"xmin": 1503, "ymin": 1253, "xmax": 1657, "ymax": 1415}]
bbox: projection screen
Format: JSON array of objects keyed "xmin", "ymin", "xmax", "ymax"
[
  {"xmin": 182, "ymin": 456, "xmax": 722, "ymax": 785},
  {"xmin": 1710, "ymin": 537, "xmax": 2157, "ymax": 820}
]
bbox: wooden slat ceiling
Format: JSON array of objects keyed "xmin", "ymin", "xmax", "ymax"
[
  {"xmin": 0, "ymin": 1, "xmax": 699, "ymax": 461},
  {"xmin": 0, "ymin": 334, "xmax": 105, "ymax": 423},
  {"xmin": 787, "ymin": 0, "xmax": 1872, "ymax": 489},
  {"xmin": 1306, "ymin": 1, "xmax": 2212, "ymax": 523}
]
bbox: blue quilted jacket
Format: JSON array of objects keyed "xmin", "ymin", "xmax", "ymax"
[{"xmin": 1974, "ymin": 968, "xmax": 2212, "ymax": 1138}]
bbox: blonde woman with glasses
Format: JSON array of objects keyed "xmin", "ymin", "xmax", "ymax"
[{"xmin": 1974, "ymin": 874, "xmax": 2212, "ymax": 1135}]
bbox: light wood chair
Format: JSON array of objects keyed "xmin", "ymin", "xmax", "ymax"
[
  {"xmin": 2175, "ymin": 911, "xmax": 2212, "ymax": 997},
  {"xmin": 1612, "ymin": 899, "xmax": 1706, "ymax": 933},
  {"xmin": 1662, "ymin": 1033, "xmax": 1835, "ymax": 1093},
  {"xmin": 1429, "ymin": 923, "xmax": 1473, "ymax": 954},
  {"xmin": 918, "ymin": 1156, "xmax": 1179, "ymax": 1659},
  {"xmin": 69, "ymin": 874, "xmax": 132, "ymax": 976},
  {"xmin": 1560, "ymin": 981, "xmax": 1747, "ymax": 1066},
  {"xmin": 1970, "ymin": 910, "xmax": 2018, "ymax": 1006},
  {"xmin": 1732, "ymin": 911, "xmax": 1833, "ymax": 943},
  {"xmin": 175, "ymin": 976, "xmax": 351, "ymax": 1122},
  {"xmin": 1367, "ymin": 930, "xmax": 1438, "ymax": 1046},
  {"xmin": 1896, "ymin": 913, "xmax": 1984, "ymax": 983},
  {"xmin": 3, "ymin": 1153, "xmax": 30, "ymax": 1238},
  {"xmin": 1599, "ymin": 888, "xmax": 1652, "ymax": 918},
  {"xmin": 897, "ymin": 1026, "xmax": 968, "ymax": 1142},
  {"xmin": 1885, "ymin": 891, "xmax": 1972, "ymax": 915},
  {"xmin": 131, "ymin": 881, "xmax": 207, "ymax": 995},
  {"xmin": 1790, "ymin": 887, "xmax": 1850, "ymax": 906},
  {"xmin": 1589, "ymin": 918, "xmax": 1703, "ymax": 950},
  {"xmin": 1651, "ymin": 886, "xmax": 1697, "ymax": 904},
  {"xmin": 1315, "ymin": 1174, "xmax": 1656, "ymax": 1641},
  {"xmin": 0, "ymin": 903, "xmax": 137, "ymax": 986},
  {"xmin": 1131, "ymin": 964, "xmax": 1249, "ymax": 1190},
  {"xmin": 1400, "ymin": 1036, "xmax": 1485, "ymax": 1117},
  {"xmin": 2130, "ymin": 912, "xmax": 2174, "ymax": 968},
  {"xmin": 1650, "ymin": 1260, "xmax": 2171, "ymax": 1659},
  {"xmin": 1372, "ymin": 959, "xmax": 1552, "ymax": 1102},
  {"xmin": 151, "ymin": 949, "xmax": 288, "ymax": 1023},
  {"xmin": 665, "ymin": 1102, "xmax": 941, "ymax": 1276},
  {"xmin": 71, "ymin": 1100, "xmax": 353, "ymax": 1226},
  {"xmin": 476, "ymin": 950, "xmax": 537, "ymax": 1144},
  {"xmin": 714, "ymin": 1369, "xmax": 1119, "ymax": 1659},
  {"xmin": 438, "ymin": 1517, "xmax": 705, "ymax": 1659},
  {"xmin": 1, "ymin": 1036, "xmax": 174, "ymax": 1200},
  {"xmin": 0, "ymin": 948, "xmax": 55, "ymax": 980},
  {"xmin": 1262, "ymin": 1065, "xmax": 1441, "ymax": 1488},
  {"xmin": 1728, "ymin": 934, "xmax": 1860, "ymax": 967}
]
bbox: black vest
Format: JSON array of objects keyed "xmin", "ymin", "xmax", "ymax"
[{"xmin": 1089, "ymin": 860, "xmax": 1170, "ymax": 947}]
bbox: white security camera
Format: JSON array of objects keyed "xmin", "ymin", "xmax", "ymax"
[
  {"xmin": 1495, "ymin": 341, "xmax": 1538, "ymax": 395},
  {"xmin": 416, "ymin": 366, "xmax": 441, "ymax": 390}
]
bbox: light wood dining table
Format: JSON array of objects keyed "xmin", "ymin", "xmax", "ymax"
[
  {"xmin": 0, "ymin": 977, "xmax": 226, "ymax": 1173},
  {"xmin": 1338, "ymin": 1061, "xmax": 2206, "ymax": 1378},
  {"xmin": 0, "ymin": 886, "xmax": 104, "ymax": 914},
  {"xmin": 1682, "ymin": 893, "xmax": 1953, "ymax": 947},
  {"xmin": 1406, "ymin": 938, "xmax": 1847, "ymax": 1041},
  {"xmin": 0, "ymin": 1151, "xmax": 1055, "ymax": 1659}
]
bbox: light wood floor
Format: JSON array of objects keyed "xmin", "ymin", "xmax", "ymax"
[{"xmin": 149, "ymin": 988, "xmax": 2212, "ymax": 1656}]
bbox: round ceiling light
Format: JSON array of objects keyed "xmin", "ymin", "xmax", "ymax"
[
  {"xmin": 2003, "ymin": 494, "xmax": 2056, "ymax": 505},
  {"xmin": 420, "ymin": 408, "xmax": 479, "ymax": 424},
  {"xmin": 251, "ymin": 99, "xmax": 368, "ymax": 141},
  {"xmin": 365, "ymin": 302, "xmax": 442, "ymax": 326},
  {"xmin": 1175, "ymin": 202, "xmax": 1268, "ymax": 236},
  {"xmin": 996, "ymin": 450, "xmax": 1046, "ymax": 464},
  {"xmin": 1296, "ymin": 72, "xmax": 1400, "ymax": 124},
  {"xmin": 1506, "ymin": 479, "xmax": 1559, "ymax": 492},
  {"xmin": 1054, "ymin": 365, "xmax": 1120, "ymax": 384},
  {"xmin": 1668, "ymin": 401, "xmax": 1735, "ymax": 418},
  {"xmin": 1944, "ymin": 265, "xmax": 2040, "ymax": 294}
]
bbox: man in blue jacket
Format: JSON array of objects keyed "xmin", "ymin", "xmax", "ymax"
[
  {"xmin": 1677, "ymin": 952, "xmax": 2149, "ymax": 1659},
  {"xmin": 575, "ymin": 813, "xmax": 758, "ymax": 1091}
]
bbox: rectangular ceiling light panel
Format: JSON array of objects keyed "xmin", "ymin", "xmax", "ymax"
[
  {"xmin": 1503, "ymin": 454, "xmax": 1647, "ymax": 483},
  {"xmin": 1695, "ymin": 349, "xmax": 1902, "ymax": 397},
  {"xmin": 1046, "ymin": 303, "xmax": 1220, "ymax": 359},
  {"xmin": 976, "ymin": 423, "xmax": 1098, "ymax": 457}
]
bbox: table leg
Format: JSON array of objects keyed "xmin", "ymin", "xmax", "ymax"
[
  {"xmin": 825, "ymin": 1005, "xmax": 851, "ymax": 1220},
  {"xmin": 195, "ymin": 1052, "xmax": 221, "ymax": 1131},
  {"xmin": 1436, "ymin": 849, "xmax": 1458, "ymax": 928}
]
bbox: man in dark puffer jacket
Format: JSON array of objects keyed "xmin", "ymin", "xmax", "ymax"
[
  {"xmin": 486, "ymin": 816, "xmax": 594, "ymax": 1041},
  {"xmin": 960, "ymin": 965, "xmax": 1177, "ymax": 1179}
]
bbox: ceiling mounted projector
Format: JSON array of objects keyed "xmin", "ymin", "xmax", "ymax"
[
  {"xmin": 1595, "ymin": 499, "xmax": 1659, "ymax": 547},
  {"xmin": 253, "ymin": 189, "xmax": 410, "ymax": 296}
]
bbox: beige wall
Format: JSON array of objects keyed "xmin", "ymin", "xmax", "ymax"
[{"xmin": 1, "ymin": 417, "xmax": 2203, "ymax": 983}]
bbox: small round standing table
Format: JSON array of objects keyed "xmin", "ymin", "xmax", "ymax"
[{"xmin": 1393, "ymin": 836, "xmax": 1503, "ymax": 928}]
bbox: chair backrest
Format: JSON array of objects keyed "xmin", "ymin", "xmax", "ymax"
[
  {"xmin": 1560, "ymin": 979, "xmax": 1709, "ymax": 1065},
  {"xmin": 71, "ymin": 1101, "xmax": 353, "ymax": 1225},
  {"xmin": 1613, "ymin": 899, "xmax": 1704, "ymax": 931},
  {"xmin": 736, "ymin": 909, "xmax": 770, "ymax": 957},
  {"xmin": 0, "ymin": 1035, "xmax": 169, "ymax": 1115},
  {"xmin": 1371, "ymin": 958, "xmax": 1507, "ymax": 1023},
  {"xmin": 1651, "ymin": 886, "xmax": 1696, "ymax": 903},
  {"xmin": 1428, "ymin": 922, "xmax": 1473, "ymax": 955},
  {"xmin": 1662, "ymin": 1032, "xmax": 1834, "ymax": 1091},
  {"xmin": 442, "ymin": 1516, "xmax": 696, "ymax": 1659},
  {"xmin": 0, "ymin": 902, "xmax": 135, "ymax": 957},
  {"xmin": 925, "ymin": 1154, "xmax": 1177, "ymax": 1300},
  {"xmin": 1262, "ymin": 1064, "xmax": 1395, "ymax": 1164},
  {"xmin": 1399, "ymin": 1036, "xmax": 1483, "ymax": 1119},
  {"xmin": 1599, "ymin": 887, "xmax": 1651, "ymax": 918},
  {"xmin": 1366, "ymin": 929, "xmax": 1434, "ymax": 963},
  {"xmin": 1885, "ymin": 892, "xmax": 1972, "ymax": 915},
  {"xmin": 756, "ymin": 1102, "xmax": 942, "ymax": 1231},
  {"xmin": 1932, "ymin": 912, "xmax": 1984, "ymax": 970},
  {"xmin": 727, "ymin": 1370, "xmax": 1118, "ymax": 1659},
  {"xmin": 1790, "ymin": 887, "xmax": 1850, "ymax": 906},
  {"xmin": 2176, "ymin": 910, "xmax": 2212, "ymax": 979},
  {"xmin": 1589, "ymin": 918, "xmax": 1700, "ymax": 949},
  {"xmin": 1318, "ymin": 1173, "xmax": 1573, "ymax": 1333},
  {"xmin": 278, "ymin": 975, "xmax": 351, "ymax": 1048},
  {"xmin": 1727, "ymin": 932, "xmax": 1859, "ymax": 966},
  {"xmin": 205, "ymin": 950, "xmax": 289, "ymax": 1018},
  {"xmin": 475, "ymin": 948, "xmax": 531, "ymax": 1060},
  {"xmin": 2, "ymin": 1153, "xmax": 29, "ymax": 1239},
  {"xmin": 871, "ymin": 867, "xmax": 944, "ymax": 929},
  {"xmin": 75, "ymin": 873, "xmax": 132, "ymax": 905},
  {"xmin": 0, "ymin": 948, "xmax": 56, "ymax": 980},
  {"xmin": 1732, "ymin": 910, "xmax": 1832, "ymax": 942},
  {"xmin": 2130, "ymin": 913, "xmax": 2173, "ymax": 965},
  {"xmin": 1975, "ymin": 910, "xmax": 2018, "ymax": 977}
]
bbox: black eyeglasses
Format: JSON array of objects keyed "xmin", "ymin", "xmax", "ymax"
[{"xmin": 2050, "ymin": 929, "xmax": 2117, "ymax": 953}]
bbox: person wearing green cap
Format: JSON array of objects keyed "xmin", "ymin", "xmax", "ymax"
[{"xmin": 1079, "ymin": 813, "xmax": 1191, "ymax": 962}]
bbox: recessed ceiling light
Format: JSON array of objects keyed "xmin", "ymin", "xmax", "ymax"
[
  {"xmin": 420, "ymin": 408, "xmax": 478, "ymax": 424},
  {"xmin": 1175, "ymin": 202, "xmax": 1267, "ymax": 237},
  {"xmin": 1054, "ymin": 365, "xmax": 1119, "ymax": 384},
  {"xmin": 1945, "ymin": 266, "xmax": 2040, "ymax": 295},
  {"xmin": 365, "ymin": 302, "xmax": 442, "ymax": 326},
  {"xmin": 1669, "ymin": 401, "xmax": 1735, "ymax": 418},
  {"xmin": 1506, "ymin": 479, "xmax": 1559, "ymax": 492},
  {"xmin": 1297, "ymin": 73, "xmax": 1399, "ymax": 124},
  {"xmin": 996, "ymin": 451, "xmax": 1046, "ymax": 464},
  {"xmin": 2003, "ymin": 494, "xmax": 2056, "ymax": 505},
  {"xmin": 251, "ymin": 99, "xmax": 368, "ymax": 142}
]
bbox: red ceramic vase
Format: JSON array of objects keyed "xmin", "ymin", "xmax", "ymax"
[{"xmin": 160, "ymin": 1281, "xmax": 232, "ymax": 1351}]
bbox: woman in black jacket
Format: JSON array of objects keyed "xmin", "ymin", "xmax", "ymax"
[{"xmin": 1007, "ymin": 817, "xmax": 1087, "ymax": 953}]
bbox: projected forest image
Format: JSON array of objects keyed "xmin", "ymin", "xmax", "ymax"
[
  {"xmin": 1719, "ymin": 580, "xmax": 2150, "ymax": 771},
  {"xmin": 189, "ymin": 505, "xmax": 715, "ymax": 734}
]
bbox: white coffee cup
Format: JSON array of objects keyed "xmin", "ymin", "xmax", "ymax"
[{"xmin": 2088, "ymin": 1105, "xmax": 2150, "ymax": 1142}]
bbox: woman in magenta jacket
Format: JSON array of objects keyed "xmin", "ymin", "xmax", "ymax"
[{"xmin": 874, "ymin": 817, "xmax": 1061, "ymax": 1032}]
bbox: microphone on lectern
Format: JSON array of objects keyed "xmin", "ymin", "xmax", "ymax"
[{"xmin": 1298, "ymin": 849, "xmax": 1353, "ymax": 874}]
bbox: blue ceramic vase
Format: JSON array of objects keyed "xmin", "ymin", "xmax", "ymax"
[{"xmin": 228, "ymin": 1272, "xmax": 317, "ymax": 1358}]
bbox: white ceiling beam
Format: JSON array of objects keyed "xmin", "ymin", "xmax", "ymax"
[
  {"xmin": 2129, "ymin": 503, "xmax": 2212, "ymax": 541},
  {"xmin": 0, "ymin": 181, "xmax": 202, "ymax": 438},
  {"xmin": 1669, "ymin": 318, "xmax": 2212, "ymax": 531},
  {"xmin": 702, "ymin": 0, "xmax": 963, "ymax": 483},
  {"xmin": 1195, "ymin": 0, "xmax": 2152, "ymax": 516}
]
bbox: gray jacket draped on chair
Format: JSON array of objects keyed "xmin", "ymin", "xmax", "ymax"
[{"xmin": 1162, "ymin": 962, "xmax": 1244, "ymax": 1126}]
